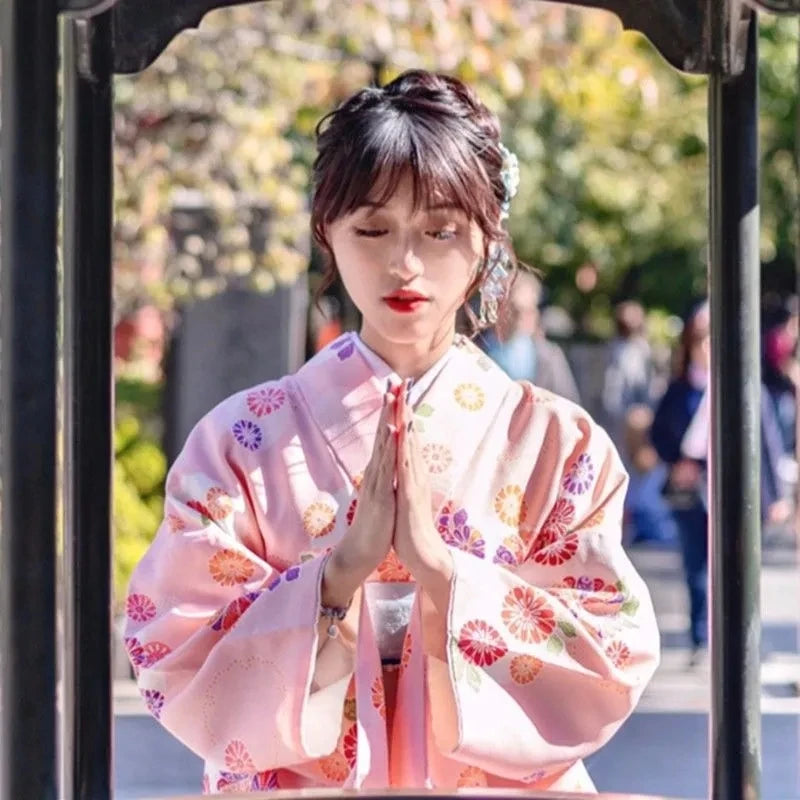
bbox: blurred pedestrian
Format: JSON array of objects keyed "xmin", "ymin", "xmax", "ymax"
[
  {"xmin": 480, "ymin": 271, "xmax": 581, "ymax": 403},
  {"xmin": 601, "ymin": 300, "xmax": 655, "ymax": 454},
  {"xmin": 652, "ymin": 301, "xmax": 790, "ymax": 665}
]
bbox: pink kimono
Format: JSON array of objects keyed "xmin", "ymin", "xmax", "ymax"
[{"xmin": 124, "ymin": 332, "xmax": 660, "ymax": 795}]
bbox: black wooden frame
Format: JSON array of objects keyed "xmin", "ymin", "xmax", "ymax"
[{"xmin": 0, "ymin": 0, "xmax": 788, "ymax": 797}]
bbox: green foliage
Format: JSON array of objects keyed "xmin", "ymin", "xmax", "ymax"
[
  {"xmin": 113, "ymin": 381, "xmax": 167, "ymax": 607},
  {"xmin": 112, "ymin": 4, "xmax": 799, "ymax": 327}
]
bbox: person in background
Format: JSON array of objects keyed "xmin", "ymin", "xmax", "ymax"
[
  {"xmin": 601, "ymin": 300, "xmax": 655, "ymax": 456},
  {"xmin": 480, "ymin": 271, "xmax": 581, "ymax": 403},
  {"xmin": 651, "ymin": 301, "xmax": 790, "ymax": 666},
  {"xmin": 762, "ymin": 297, "xmax": 799, "ymax": 458}
]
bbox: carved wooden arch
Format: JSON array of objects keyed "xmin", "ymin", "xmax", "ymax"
[{"xmin": 108, "ymin": 0, "xmax": 740, "ymax": 78}]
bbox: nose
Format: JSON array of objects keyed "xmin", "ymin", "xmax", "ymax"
[{"xmin": 389, "ymin": 240, "xmax": 424, "ymax": 280}]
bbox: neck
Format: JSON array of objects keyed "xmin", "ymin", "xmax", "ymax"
[{"xmin": 358, "ymin": 322, "xmax": 456, "ymax": 380}]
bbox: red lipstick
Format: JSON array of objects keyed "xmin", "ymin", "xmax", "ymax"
[{"xmin": 383, "ymin": 289, "xmax": 429, "ymax": 313}]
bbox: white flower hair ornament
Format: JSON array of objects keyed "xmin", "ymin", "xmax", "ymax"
[{"xmin": 479, "ymin": 142, "xmax": 520, "ymax": 326}]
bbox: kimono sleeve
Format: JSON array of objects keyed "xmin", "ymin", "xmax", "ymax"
[
  {"xmin": 122, "ymin": 401, "xmax": 354, "ymax": 772},
  {"xmin": 427, "ymin": 413, "xmax": 660, "ymax": 782}
]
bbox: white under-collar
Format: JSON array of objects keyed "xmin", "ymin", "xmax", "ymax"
[{"xmin": 353, "ymin": 333, "xmax": 456, "ymax": 406}]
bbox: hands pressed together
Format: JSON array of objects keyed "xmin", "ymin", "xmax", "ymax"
[{"xmin": 321, "ymin": 380, "xmax": 453, "ymax": 614}]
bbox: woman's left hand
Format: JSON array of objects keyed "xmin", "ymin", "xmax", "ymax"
[{"xmin": 392, "ymin": 380, "xmax": 453, "ymax": 613}]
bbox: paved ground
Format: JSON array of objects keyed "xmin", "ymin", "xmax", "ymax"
[{"xmin": 113, "ymin": 536, "xmax": 800, "ymax": 799}]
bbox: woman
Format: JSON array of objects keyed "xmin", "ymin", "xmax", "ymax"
[
  {"xmin": 650, "ymin": 303, "xmax": 711, "ymax": 664},
  {"xmin": 124, "ymin": 70, "xmax": 659, "ymax": 794},
  {"xmin": 652, "ymin": 302, "xmax": 788, "ymax": 665}
]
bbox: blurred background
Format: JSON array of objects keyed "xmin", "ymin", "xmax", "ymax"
[{"xmin": 31, "ymin": 1, "xmax": 800, "ymax": 796}]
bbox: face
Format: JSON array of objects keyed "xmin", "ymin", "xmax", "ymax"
[
  {"xmin": 505, "ymin": 278, "xmax": 540, "ymax": 337},
  {"xmin": 325, "ymin": 173, "xmax": 484, "ymax": 356}
]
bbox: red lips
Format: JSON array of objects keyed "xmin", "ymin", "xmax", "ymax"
[{"xmin": 384, "ymin": 289, "xmax": 428, "ymax": 302}]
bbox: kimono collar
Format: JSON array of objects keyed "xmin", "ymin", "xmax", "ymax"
[
  {"xmin": 351, "ymin": 333, "xmax": 456, "ymax": 406},
  {"xmin": 291, "ymin": 330, "xmax": 512, "ymax": 488}
]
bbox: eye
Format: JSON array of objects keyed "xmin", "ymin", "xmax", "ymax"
[
  {"xmin": 353, "ymin": 227, "xmax": 387, "ymax": 238},
  {"xmin": 427, "ymin": 228, "xmax": 458, "ymax": 241}
]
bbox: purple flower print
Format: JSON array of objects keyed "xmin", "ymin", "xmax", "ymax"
[
  {"xmin": 437, "ymin": 503, "xmax": 485, "ymax": 559},
  {"xmin": 251, "ymin": 770, "xmax": 280, "ymax": 790},
  {"xmin": 331, "ymin": 336, "xmax": 355, "ymax": 361},
  {"xmin": 493, "ymin": 545, "xmax": 517, "ymax": 567},
  {"xmin": 285, "ymin": 566, "xmax": 300, "ymax": 581},
  {"xmin": 232, "ymin": 419, "xmax": 263, "ymax": 451},
  {"xmin": 562, "ymin": 453, "xmax": 595, "ymax": 495},
  {"xmin": 141, "ymin": 689, "xmax": 165, "ymax": 720},
  {"xmin": 267, "ymin": 575, "xmax": 281, "ymax": 591}
]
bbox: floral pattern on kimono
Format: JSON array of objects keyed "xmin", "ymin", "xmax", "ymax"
[{"xmin": 124, "ymin": 331, "xmax": 660, "ymax": 794}]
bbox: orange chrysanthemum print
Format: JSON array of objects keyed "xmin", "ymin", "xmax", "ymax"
[
  {"xmin": 166, "ymin": 513, "xmax": 186, "ymax": 533},
  {"xmin": 421, "ymin": 442, "xmax": 453, "ymax": 474},
  {"xmin": 606, "ymin": 640, "xmax": 632, "ymax": 668},
  {"xmin": 454, "ymin": 382, "xmax": 485, "ymax": 411},
  {"xmin": 319, "ymin": 752, "xmax": 350, "ymax": 783},
  {"xmin": 246, "ymin": 385, "xmax": 286, "ymax": 417},
  {"xmin": 494, "ymin": 484, "xmax": 528, "ymax": 527},
  {"xmin": 205, "ymin": 487, "xmax": 233, "ymax": 520},
  {"xmin": 376, "ymin": 549, "xmax": 412, "ymax": 582},
  {"xmin": 224, "ymin": 739, "xmax": 255, "ymax": 772},
  {"xmin": 509, "ymin": 654, "xmax": 543, "ymax": 684},
  {"xmin": 457, "ymin": 766, "xmax": 489, "ymax": 787},
  {"xmin": 303, "ymin": 501, "xmax": 336, "ymax": 538},
  {"xmin": 141, "ymin": 641, "xmax": 171, "ymax": 667},
  {"xmin": 125, "ymin": 593, "xmax": 156, "ymax": 622},
  {"xmin": 371, "ymin": 677, "xmax": 386, "ymax": 719},
  {"xmin": 457, "ymin": 620, "xmax": 508, "ymax": 667},
  {"xmin": 585, "ymin": 508, "xmax": 606, "ymax": 528},
  {"xmin": 342, "ymin": 724, "xmax": 358, "ymax": 768},
  {"xmin": 343, "ymin": 697, "xmax": 357, "ymax": 721},
  {"xmin": 208, "ymin": 549, "xmax": 255, "ymax": 586},
  {"xmin": 530, "ymin": 527, "xmax": 579, "ymax": 566},
  {"xmin": 501, "ymin": 586, "xmax": 556, "ymax": 643}
]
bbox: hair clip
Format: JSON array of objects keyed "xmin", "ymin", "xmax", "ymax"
[{"xmin": 498, "ymin": 143, "xmax": 520, "ymax": 222}]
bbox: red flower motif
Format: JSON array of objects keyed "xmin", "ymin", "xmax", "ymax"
[
  {"xmin": 224, "ymin": 739, "xmax": 255, "ymax": 772},
  {"xmin": 125, "ymin": 593, "xmax": 156, "ymax": 622},
  {"xmin": 606, "ymin": 640, "xmax": 632, "ymax": 668},
  {"xmin": 457, "ymin": 620, "xmax": 508, "ymax": 667},
  {"xmin": 187, "ymin": 499, "xmax": 212, "ymax": 520},
  {"xmin": 371, "ymin": 677, "xmax": 386, "ymax": 719},
  {"xmin": 342, "ymin": 723, "xmax": 358, "ymax": 768},
  {"xmin": 530, "ymin": 527, "xmax": 579, "ymax": 566},
  {"xmin": 401, "ymin": 635, "xmax": 413, "ymax": 670},
  {"xmin": 246, "ymin": 385, "xmax": 286, "ymax": 417},
  {"xmin": 501, "ymin": 586, "xmax": 556, "ymax": 643},
  {"xmin": 543, "ymin": 497, "xmax": 576, "ymax": 535},
  {"xmin": 346, "ymin": 497, "xmax": 358, "ymax": 527},
  {"xmin": 211, "ymin": 592, "xmax": 259, "ymax": 632}
]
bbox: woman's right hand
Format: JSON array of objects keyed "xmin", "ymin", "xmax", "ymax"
[{"xmin": 321, "ymin": 389, "xmax": 397, "ymax": 608}]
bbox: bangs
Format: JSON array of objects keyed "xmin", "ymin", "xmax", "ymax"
[{"xmin": 313, "ymin": 110, "xmax": 496, "ymax": 232}]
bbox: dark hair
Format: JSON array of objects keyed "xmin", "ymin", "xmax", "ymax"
[
  {"xmin": 310, "ymin": 69, "xmax": 518, "ymax": 333},
  {"xmin": 676, "ymin": 300, "xmax": 709, "ymax": 379}
]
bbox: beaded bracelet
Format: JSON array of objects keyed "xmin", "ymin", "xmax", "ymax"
[{"xmin": 320, "ymin": 600, "xmax": 352, "ymax": 638}]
